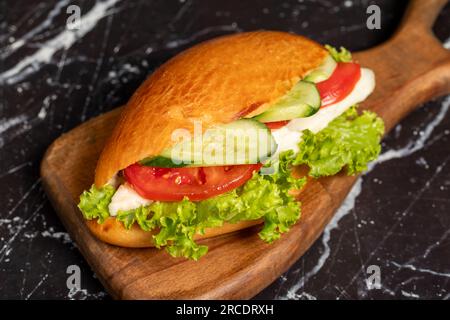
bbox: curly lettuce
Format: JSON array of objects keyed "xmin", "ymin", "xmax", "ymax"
[
  {"xmin": 325, "ymin": 44, "xmax": 353, "ymax": 62},
  {"xmin": 78, "ymin": 184, "xmax": 115, "ymax": 223},
  {"xmin": 79, "ymin": 152, "xmax": 306, "ymax": 260},
  {"xmin": 293, "ymin": 106, "xmax": 384, "ymax": 177}
]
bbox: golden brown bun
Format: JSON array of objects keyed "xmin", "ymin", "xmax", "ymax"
[
  {"xmin": 86, "ymin": 218, "xmax": 262, "ymax": 248},
  {"xmin": 89, "ymin": 31, "xmax": 325, "ymax": 248},
  {"xmin": 95, "ymin": 31, "xmax": 327, "ymax": 186}
]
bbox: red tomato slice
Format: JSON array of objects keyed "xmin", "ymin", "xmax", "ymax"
[
  {"xmin": 124, "ymin": 163, "xmax": 262, "ymax": 202},
  {"xmin": 316, "ymin": 62, "xmax": 361, "ymax": 108},
  {"xmin": 265, "ymin": 120, "xmax": 289, "ymax": 130}
]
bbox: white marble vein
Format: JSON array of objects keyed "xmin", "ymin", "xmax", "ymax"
[
  {"xmin": 390, "ymin": 261, "xmax": 450, "ymax": 279},
  {"xmin": 337, "ymin": 153, "xmax": 450, "ymax": 299},
  {"xmin": 0, "ymin": 0, "xmax": 71, "ymax": 59},
  {"xmin": 0, "ymin": 115, "xmax": 28, "ymax": 135},
  {"xmin": 0, "ymin": 0, "xmax": 121, "ymax": 85},
  {"xmin": 374, "ymin": 97, "xmax": 450, "ymax": 167},
  {"xmin": 40, "ymin": 229, "xmax": 72, "ymax": 245},
  {"xmin": 4, "ymin": 179, "xmax": 42, "ymax": 220},
  {"xmin": 401, "ymin": 290, "xmax": 420, "ymax": 299},
  {"xmin": 0, "ymin": 201, "xmax": 45, "ymax": 263},
  {"xmin": 281, "ymin": 179, "xmax": 363, "ymax": 300},
  {"xmin": 0, "ymin": 162, "xmax": 31, "ymax": 179},
  {"xmin": 25, "ymin": 273, "xmax": 49, "ymax": 300}
]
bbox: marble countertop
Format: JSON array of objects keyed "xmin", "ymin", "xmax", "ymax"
[{"xmin": 0, "ymin": 0, "xmax": 449, "ymax": 300}]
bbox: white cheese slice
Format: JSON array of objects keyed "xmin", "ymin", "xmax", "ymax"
[
  {"xmin": 108, "ymin": 183, "xmax": 152, "ymax": 216},
  {"xmin": 270, "ymin": 127, "xmax": 303, "ymax": 158}
]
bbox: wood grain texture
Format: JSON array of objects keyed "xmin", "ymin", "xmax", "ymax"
[{"xmin": 40, "ymin": 0, "xmax": 450, "ymax": 299}]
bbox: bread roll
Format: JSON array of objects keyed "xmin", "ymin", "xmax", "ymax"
[{"xmin": 88, "ymin": 31, "xmax": 326, "ymax": 247}]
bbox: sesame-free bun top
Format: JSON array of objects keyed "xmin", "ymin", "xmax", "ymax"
[{"xmin": 95, "ymin": 31, "xmax": 327, "ymax": 186}]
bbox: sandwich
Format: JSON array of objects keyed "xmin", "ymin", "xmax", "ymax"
[{"xmin": 78, "ymin": 31, "xmax": 384, "ymax": 260}]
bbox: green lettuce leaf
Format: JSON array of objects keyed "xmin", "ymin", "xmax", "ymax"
[
  {"xmin": 325, "ymin": 44, "xmax": 353, "ymax": 62},
  {"xmin": 81, "ymin": 152, "xmax": 305, "ymax": 260},
  {"xmin": 78, "ymin": 184, "xmax": 115, "ymax": 224},
  {"xmin": 293, "ymin": 106, "xmax": 384, "ymax": 177}
]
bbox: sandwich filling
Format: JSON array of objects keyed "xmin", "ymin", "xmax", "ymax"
[{"xmin": 78, "ymin": 46, "xmax": 384, "ymax": 260}]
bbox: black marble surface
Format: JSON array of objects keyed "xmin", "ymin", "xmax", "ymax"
[{"xmin": 0, "ymin": 0, "xmax": 449, "ymax": 300}]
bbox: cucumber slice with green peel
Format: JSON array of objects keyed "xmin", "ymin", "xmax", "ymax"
[
  {"xmin": 141, "ymin": 119, "xmax": 277, "ymax": 167},
  {"xmin": 304, "ymin": 55, "xmax": 337, "ymax": 83},
  {"xmin": 254, "ymin": 80, "xmax": 321, "ymax": 122},
  {"xmin": 139, "ymin": 155, "xmax": 187, "ymax": 168}
]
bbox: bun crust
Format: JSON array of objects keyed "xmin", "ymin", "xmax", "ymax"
[
  {"xmin": 89, "ymin": 32, "xmax": 325, "ymax": 247},
  {"xmin": 86, "ymin": 218, "xmax": 262, "ymax": 248},
  {"xmin": 95, "ymin": 31, "xmax": 327, "ymax": 186}
]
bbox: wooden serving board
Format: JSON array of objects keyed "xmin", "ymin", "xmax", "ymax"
[{"xmin": 41, "ymin": 0, "xmax": 450, "ymax": 299}]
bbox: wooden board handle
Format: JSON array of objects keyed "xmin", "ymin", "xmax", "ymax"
[
  {"xmin": 395, "ymin": 0, "xmax": 448, "ymax": 34},
  {"xmin": 355, "ymin": 0, "xmax": 450, "ymax": 133}
]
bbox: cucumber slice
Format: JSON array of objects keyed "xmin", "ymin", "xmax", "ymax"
[
  {"xmin": 304, "ymin": 55, "xmax": 337, "ymax": 83},
  {"xmin": 139, "ymin": 155, "xmax": 187, "ymax": 168},
  {"xmin": 141, "ymin": 119, "xmax": 277, "ymax": 167},
  {"xmin": 254, "ymin": 80, "xmax": 321, "ymax": 122}
]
